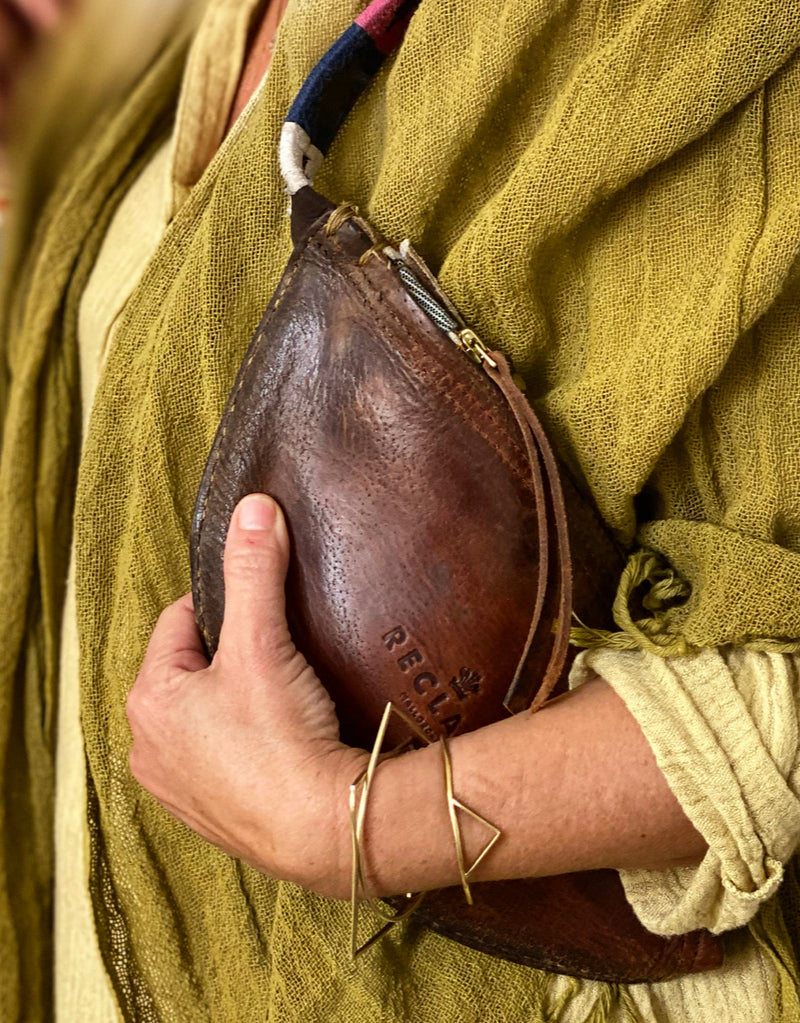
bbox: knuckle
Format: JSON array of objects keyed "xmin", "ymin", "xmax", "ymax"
[
  {"xmin": 225, "ymin": 541, "xmax": 273, "ymax": 580},
  {"xmin": 155, "ymin": 603, "xmax": 177, "ymax": 632},
  {"xmin": 125, "ymin": 680, "xmax": 143, "ymax": 724},
  {"xmin": 251, "ymin": 611, "xmax": 293, "ymax": 656},
  {"xmin": 153, "ymin": 594, "xmax": 191, "ymax": 636},
  {"xmin": 217, "ymin": 623, "xmax": 296, "ymax": 675},
  {"xmin": 126, "ymin": 674, "xmax": 160, "ymax": 728}
]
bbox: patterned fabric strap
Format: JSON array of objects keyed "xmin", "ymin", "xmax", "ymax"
[{"xmin": 279, "ymin": 0, "xmax": 420, "ymax": 194}]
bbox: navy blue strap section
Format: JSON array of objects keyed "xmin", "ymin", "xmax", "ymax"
[
  {"xmin": 280, "ymin": 0, "xmax": 420, "ymax": 193},
  {"xmin": 286, "ymin": 24, "xmax": 384, "ymax": 156}
]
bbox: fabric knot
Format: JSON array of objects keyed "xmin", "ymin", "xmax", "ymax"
[
  {"xmin": 722, "ymin": 857, "xmax": 784, "ymax": 902},
  {"xmin": 571, "ymin": 549, "xmax": 696, "ymax": 657}
]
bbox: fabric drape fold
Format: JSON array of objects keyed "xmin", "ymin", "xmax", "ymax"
[{"xmin": 3, "ymin": 0, "xmax": 800, "ymax": 1019}]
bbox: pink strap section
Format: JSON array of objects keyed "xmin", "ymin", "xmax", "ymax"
[{"xmin": 355, "ymin": 0, "xmax": 419, "ymax": 54}]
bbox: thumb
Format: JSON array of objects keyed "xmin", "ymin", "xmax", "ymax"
[{"xmin": 218, "ymin": 494, "xmax": 295, "ymax": 668}]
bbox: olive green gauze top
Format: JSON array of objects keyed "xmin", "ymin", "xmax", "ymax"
[{"xmin": 3, "ymin": 0, "xmax": 800, "ymax": 1020}]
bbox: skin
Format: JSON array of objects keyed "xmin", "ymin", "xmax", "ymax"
[
  {"xmin": 129, "ymin": 1, "xmax": 707, "ymax": 900},
  {"xmin": 127, "ymin": 494, "xmax": 707, "ymax": 902},
  {"xmin": 226, "ymin": 0, "xmax": 288, "ymax": 131}
]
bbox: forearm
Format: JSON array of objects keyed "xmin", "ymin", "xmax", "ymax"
[
  {"xmin": 129, "ymin": 498, "xmax": 708, "ymax": 906},
  {"xmin": 576, "ymin": 646, "xmax": 800, "ymax": 935},
  {"xmin": 357, "ymin": 674, "xmax": 707, "ymax": 898}
]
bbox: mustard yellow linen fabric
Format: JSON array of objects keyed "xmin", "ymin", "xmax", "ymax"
[
  {"xmin": 53, "ymin": 8, "xmax": 271, "ymax": 1015},
  {"xmin": 57, "ymin": 5, "xmax": 800, "ymax": 1021},
  {"xmin": 5, "ymin": 0, "xmax": 800, "ymax": 1019},
  {"xmin": 54, "ymin": 137, "xmax": 176, "ymax": 1023},
  {"xmin": 0, "ymin": 34, "xmax": 193, "ymax": 1020}
]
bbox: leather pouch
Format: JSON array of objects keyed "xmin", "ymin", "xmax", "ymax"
[{"xmin": 191, "ymin": 186, "xmax": 723, "ymax": 982}]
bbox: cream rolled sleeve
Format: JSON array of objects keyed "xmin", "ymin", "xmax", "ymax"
[{"xmin": 569, "ymin": 646, "xmax": 800, "ymax": 936}]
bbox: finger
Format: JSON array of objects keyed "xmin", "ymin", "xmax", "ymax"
[
  {"xmin": 218, "ymin": 494, "xmax": 294, "ymax": 668},
  {"xmin": 139, "ymin": 593, "xmax": 210, "ymax": 678}
]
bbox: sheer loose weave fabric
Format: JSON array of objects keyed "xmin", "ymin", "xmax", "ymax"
[{"xmin": 4, "ymin": 0, "xmax": 800, "ymax": 1020}]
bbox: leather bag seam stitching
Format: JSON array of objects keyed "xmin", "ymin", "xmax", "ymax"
[
  {"xmin": 194, "ymin": 233, "xmax": 320, "ymax": 634},
  {"xmin": 316, "ymin": 233, "xmax": 536, "ymax": 492}
]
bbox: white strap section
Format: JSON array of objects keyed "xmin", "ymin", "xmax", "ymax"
[{"xmin": 279, "ymin": 122, "xmax": 324, "ymax": 194}]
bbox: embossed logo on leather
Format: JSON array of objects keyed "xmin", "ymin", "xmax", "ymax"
[{"xmin": 382, "ymin": 625, "xmax": 482, "ymax": 738}]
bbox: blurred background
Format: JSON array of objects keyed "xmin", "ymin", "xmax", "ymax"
[
  {"xmin": 0, "ymin": 0, "xmax": 200, "ymax": 223},
  {"xmin": 0, "ymin": 1, "xmax": 68, "ymax": 129},
  {"xmin": 0, "ymin": 0, "xmax": 72, "ymax": 213}
]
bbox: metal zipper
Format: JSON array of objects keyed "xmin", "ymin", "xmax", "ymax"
[{"xmin": 392, "ymin": 260, "xmax": 498, "ymax": 370}]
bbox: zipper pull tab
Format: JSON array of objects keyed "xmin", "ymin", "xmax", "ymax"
[{"xmin": 448, "ymin": 328, "xmax": 498, "ymax": 369}]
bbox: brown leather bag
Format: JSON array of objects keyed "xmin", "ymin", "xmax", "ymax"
[{"xmin": 191, "ymin": 186, "xmax": 724, "ymax": 982}]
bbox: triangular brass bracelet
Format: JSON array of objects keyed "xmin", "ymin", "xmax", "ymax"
[{"xmin": 349, "ymin": 701, "xmax": 501, "ymax": 958}]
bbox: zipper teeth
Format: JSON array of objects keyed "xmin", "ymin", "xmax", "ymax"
[{"xmin": 395, "ymin": 264, "xmax": 459, "ymax": 334}]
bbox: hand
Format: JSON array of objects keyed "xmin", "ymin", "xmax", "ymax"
[
  {"xmin": 128, "ymin": 499, "xmax": 707, "ymax": 906},
  {"xmin": 127, "ymin": 494, "xmax": 367, "ymax": 898}
]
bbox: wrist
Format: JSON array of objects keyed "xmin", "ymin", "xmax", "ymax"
[
  {"xmin": 289, "ymin": 743, "xmax": 369, "ymax": 900},
  {"xmin": 358, "ymin": 741, "xmax": 462, "ymax": 898}
]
